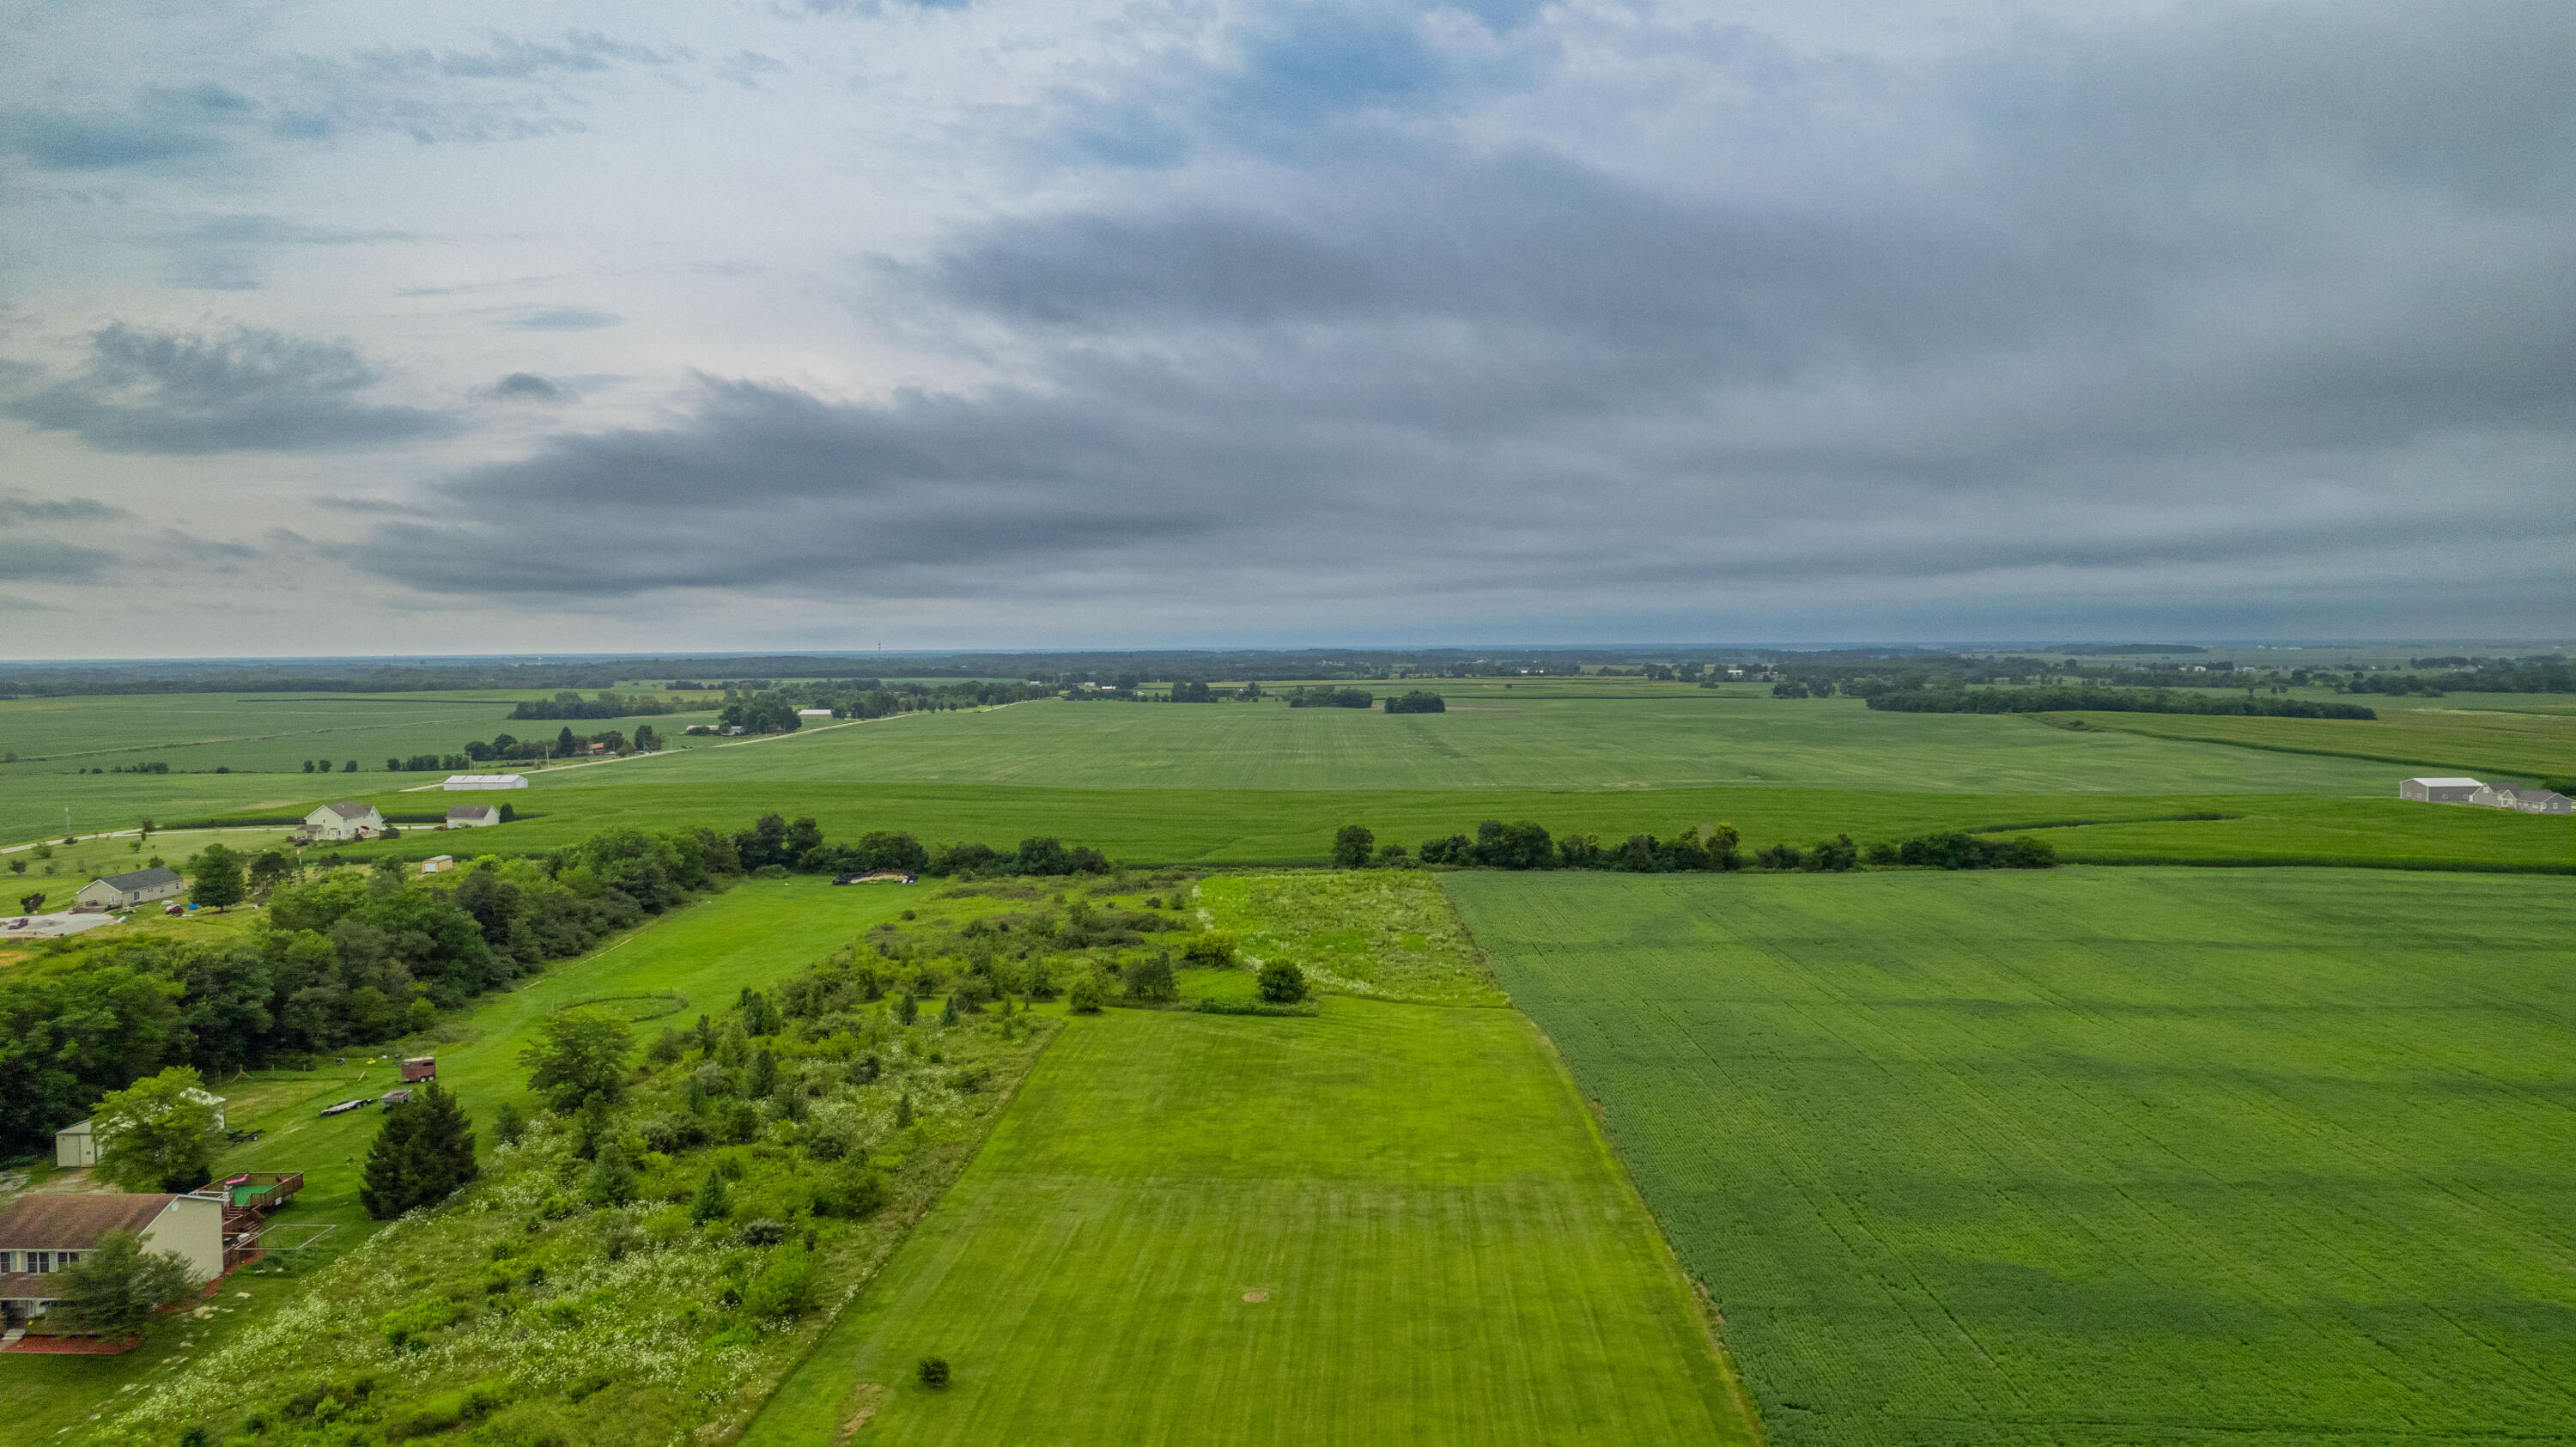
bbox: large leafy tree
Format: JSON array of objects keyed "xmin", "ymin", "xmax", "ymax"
[
  {"xmin": 359, "ymin": 1081, "xmax": 478, "ymax": 1219},
  {"xmin": 92, "ymin": 1065, "xmax": 219, "ymax": 1191},
  {"xmin": 190, "ymin": 845, "xmax": 246, "ymax": 911},
  {"xmin": 51, "ymin": 1231, "xmax": 201, "ymax": 1340},
  {"xmin": 519, "ymin": 1008, "xmax": 634, "ymax": 1111}
]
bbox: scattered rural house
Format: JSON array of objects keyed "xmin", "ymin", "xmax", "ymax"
[
  {"xmin": 446, "ymin": 803, "xmax": 502, "ymax": 828},
  {"xmin": 2470, "ymin": 782, "xmax": 2574, "ymax": 814},
  {"xmin": 73, "ymin": 866, "xmax": 184, "ymax": 912},
  {"xmin": 305, "ymin": 800, "xmax": 386, "ymax": 841},
  {"xmin": 442, "ymin": 773, "xmax": 528, "ymax": 790},
  {"xmin": 796, "ymin": 708, "xmax": 835, "ymax": 720},
  {"xmin": 0, "ymin": 1193, "xmax": 226, "ymax": 1328},
  {"xmin": 401, "ymin": 1056, "xmax": 437, "ymax": 1083},
  {"xmin": 420, "ymin": 855, "xmax": 454, "ymax": 874},
  {"xmin": 2398, "ymin": 777, "xmax": 2483, "ymax": 804},
  {"xmin": 55, "ymin": 1088, "xmax": 228, "ymax": 1168}
]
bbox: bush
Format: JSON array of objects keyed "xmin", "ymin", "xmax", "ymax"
[
  {"xmin": 1180, "ymin": 931, "xmax": 1239, "ymax": 968},
  {"xmin": 917, "ymin": 1356, "xmax": 951, "ymax": 1389},
  {"xmin": 741, "ymin": 1240, "xmax": 819, "ymax": 1319},
  {"xmin": 1331, "ymin": 824, "xmax": 1376, "ymax": 869},
  {"xmin": 1124, "ymin": 953, "xmax": 1178, "ymax": 1002},
  {"xmin": 737, "ymin": 1218, "xmax": 788, "ymax": 1247},
  {"xmin": 1256, "ymin": 959, "xmax": 1309, "ymax": 1004},
  {"xmin": 1066, "ymin": 973, "xmax": 1106, "ymax": 1014}
]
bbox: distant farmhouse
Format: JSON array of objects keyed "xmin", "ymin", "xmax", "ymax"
[
  {"xmin": 55, "ymin": 1088, "xmax": 225, "ymax": 1168},
  {"xmin": 2470, "ymin": 781, "xmax": 2573, "ymax": 814},
  {"xmin": 2400, "ymin": 777, "xmax": 2573, "ymax": 813},
  {"xmin": 75, "ymin": 866, "xmax": 184, "ymax": 912},
  {"xmin": 305, "ymin": 801, "xmax": 385, "ymax": 841},
  {"xmin": 2398, "ymin": 777, "xmax": 2482, "ymax": 804},
  {"xmin": 447, "ymin": 803, "xmax": 503, "ymax": 828},
  {"xmin": 442, "ymin": 774, "xmax": 528, "ymax": 791}
]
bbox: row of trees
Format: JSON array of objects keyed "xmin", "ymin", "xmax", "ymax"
[
  {"xmin": 726, "ymin": 812, "xmax": 1115, "ymax": 880},
  {"xmin": 1383, "ymin": 690, "xmax": 1447, "ymax": 714},
  {"xmin": 507, "ymin": 690, "xmax": 681, "ymax": 720},
  {"xmin": 1285, "ymin": 686, "xmax": 1376, "ymax": 708},
  {"xmin": 1864, "ymin": 686, "xmax": 2377, "ymax": 720},
  {"xmin": 0, "ymin": 820, "xmax": 760, "ymax": 1158},
  {"xmin": 1332, "ymin": 821, "xmax": 2056, "ymax": 873}
]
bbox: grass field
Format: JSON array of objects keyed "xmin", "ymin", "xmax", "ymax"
[
  {"xmin": 1197, "ymin": 872, "xmax": 1508, "ymax": 1006},
  {"xmin": 1449, "ymin": 867, "xmax": 2576, "ymax": 1447},
  {"xmin": 744, "ymin": 1000, "xmax": 1759, "ymax": 1447},
  {"xmin": 531, "ymin": 694, "xmax": 2404, "ymax": 794},
  {"xmin": 2050, "ymin": 705, "xmax": 2575, "ymax": 781}
]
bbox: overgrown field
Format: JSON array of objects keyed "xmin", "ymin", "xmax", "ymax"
[
  {"xmin": 746, "ymin": 1000, "xmax": 1759, "ymax": 1447},
  {"xmin": 1449, "ymin": 867, "xmax": 2576, "ymax": 1447},
  {"xmin": 2047, "ymin": 704, "xmax": 2575, "ymax": 781},
  {"xmin": 1197, "ymin": 871, "xmax": 1504, "ymax": 1005}
]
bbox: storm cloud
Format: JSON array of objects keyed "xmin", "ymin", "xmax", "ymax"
[{"xmin": 3, "ymin": 0, "xmax": 2572, "ymax": 648}]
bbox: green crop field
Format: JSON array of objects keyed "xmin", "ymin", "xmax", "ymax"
[
  {"xmin": 746, "ymin": 1000, "xmax": 1759, "ymax": 1447},
  {"xmin": 533, "ymin": 694, "xmax": 2403, "ymax": 793},
  {"xmin": 1449, "ymin": 867, "xmax": 2576, "ymax": 1447},
  {"xmin": 2049, "ymin": 703, "xmax": 2575, "ymax": 781}
]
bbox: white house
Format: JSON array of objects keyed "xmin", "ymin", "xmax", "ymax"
[
  {"xmin": 0, "ymin": 1192, "xmax": 226, "ymax": 1326},
  {"xmin": 441, "ymin": 774, "xmax": 528, "ymax": 791},
  {"xmin": 2398, "ymin": 777, "xmax": 2482, "ymax": 804},
  {"xmin": 2470, "ymin": 782, "xmax": 2574, "ymax": 815},
  {"xmin": 446, "ymin": 804, "xmax": 502, "ymax": 828},
  {"xmin": 305, "ymin": 801, "xmax": 385, "ymax": 840},
  {"xmin": 74, "ymin": 866, "xmax": 185, "ymax": 912}
]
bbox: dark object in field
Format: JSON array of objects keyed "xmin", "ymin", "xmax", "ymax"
[
  {"xmin": 379, "ymin": 1088, "xmax": 414, "ymax": 1105},
  {"xmin": 401, "ymin": 1056, "xmax": 436, "ymax": 1082},
  {"xmin": 917, "ymin": 1356, "xmax": 951, "ymax": 1388},
  {"xmin": 319, "ymin": 1097, "xmax": 374, "ymax": 1117},
  {"xmin": 1384, "ymin": 690, "xmax": 1447, "ymax": 714},
  {"xmin": 1257, "ymin": 959, "xmax": 1309, "ymax": 1004}
]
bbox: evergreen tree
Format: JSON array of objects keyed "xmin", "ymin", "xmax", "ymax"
[
  {"xmin": 585, "ymin": 1140, "xmax": 638, "ymax": 1207},
  {"xmin": 360, "ymin": 1081, "xmax": 478, "ymax": 1219},
  {"xmin": 896, "ymin": 993, "xmax": 919, "ymax": 1026},
  {"xmin": 747, "ymin": 1047, "xmax": 778, "ymax": 1098},
  {"xmin": 938, "ymin": 994, "xmax": 960, "ymax": 1027},
  {"xmin": 492, "ymin": 1100, "xmax": 526, "ymax": 1147},
  {"xmin": 690, "ymin": 1167, "xmax": 731, "ymax": 1225},
  {"xmin": 694, "ymin": 1012, "xmax": 716, "ymax": 1053},
  {"xmin": 896, "ymin": 1093, "xmax": 914, "ymax": 1128},
  {"xmin": 50, "ymin": 1231, "xmax": 200, "ymax": 1340}
]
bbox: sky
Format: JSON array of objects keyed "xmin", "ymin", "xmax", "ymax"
[{"xmin": 1, "ymin": 0, "xmax": 2570, "ymax": 658}]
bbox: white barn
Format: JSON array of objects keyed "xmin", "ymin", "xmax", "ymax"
[
  {"xmin": 2397, "ymin": 777, "xmax": 2483, "ymax": 804},
  {"xmin": 305, "ymin": 801, "xmax": 385, "ymax": 840},
  {"xmin": 442, "ymin": 774, "xmax": 528, "ymax": 791},
  {"xmin": 796, "ymin": 708, "xmax": 835, "ymax": 720}
]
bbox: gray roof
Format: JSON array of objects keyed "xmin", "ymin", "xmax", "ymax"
[
  {"xmin": 0, "ymin": 1192, "xmax": 178, "ymax": 1249},
  {"xmin": 447, "ymin": 803, "xmax": 500, "ymax": 818},
  {"xmin": 319, "ymin": 800, "xmax": 380, "ymax": 818},
  {"xmin": 94, "ymin": 866, "xmax": 182, "ymax": 892}
]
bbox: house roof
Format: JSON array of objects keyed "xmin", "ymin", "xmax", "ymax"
[
  {"xmin": 2404, "ymin": 777, "xmax": 2483, "ymax": 787},
  {"xmin": 447, "ymin": 804, "xmax": 499, "ymax": 818},
  {"xmin": 0, "ymin": 1192, "xmax": 179, "ymax": 1249},
  {"xmin": 317, "ymin": 800, "xmax": 380, "ymax": 818},
  {"xmin": 91, "ymin": 866, "xmax": 182, "ymax": 893}
]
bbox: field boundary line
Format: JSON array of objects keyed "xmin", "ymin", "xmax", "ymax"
[{"xmin": 2038, "ymin": 713, "xmax": 2555, "ymax": 780}]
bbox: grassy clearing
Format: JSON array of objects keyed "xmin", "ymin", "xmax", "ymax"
[
  {"xmin": 2047, "ymin": 702, "xmax": 2576, "ymax": 780},
  {"xmin": 527, "ymin": 693, "xmax": 2402, "ymax": 793},
  {"xmin": 1449, "ymin": 867, "xmax": 2576, "ymax": 1447},
  {"xmin": 747, "ymin": 1000, "xmax": 1758, "ymax": 1447},
  {"xmin": 2012, "ymin": 793, "xmax": 2573, "ymax": 871},
  {"xmin": 1197, "ymin": 871, "xmax": 1505, "ymax": 1006}
]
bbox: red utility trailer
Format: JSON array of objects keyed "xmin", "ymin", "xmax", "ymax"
[{"xmin": 400, "ymin": 1056, "xmax": 436, "ymax": 1083}]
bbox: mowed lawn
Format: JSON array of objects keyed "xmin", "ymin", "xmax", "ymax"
[
  {"xmin": 541, "ymin": 694, "xmax": 2404, "ymax": 794},
  {"xmin": 1449, "ymin": 868, "xmax": 2576, "ymax": 1447},
  {"xmin": 748, "ymin": 1003, "xmax": 1759, "ymax": 1447}
]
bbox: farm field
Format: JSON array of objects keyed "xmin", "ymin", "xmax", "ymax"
[
  {"xmin": 0, "ymin": 690, "xmax": 718, "ymax": 783},
  {"xmin": 304, "ymin": 780, "xmax": 2574, "ymax": 872},
  {"xmin": 747, "ymin": 1000, "xmax": 1758, "ymax": 1447},
  {"xmin": 1449, "ymin": 867, "xmax": 2576, "ymax": 1447},
  {"xmin": 532, "ymin": 694, "xmax": 2407, "ymax": 793},
  {"xmin": 2, "ymin": 875, "xmax": 926, "ymax": 1439},
  {"xmin": 2050, "ymin": 702, "xmax": 2574, "ymax": 781}
]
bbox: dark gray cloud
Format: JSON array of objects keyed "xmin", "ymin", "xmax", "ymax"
[
  {"xmin": 0, "ymin": 493, "xmax": 129, "ymax": 524},
  {"xmin": 0, "ymin": 542, "xmax": 117, "ymax": 583},
  {"xmin": 3, "ymin": 325, "xmax": 459, "ymax": 453},
  {"xmin": 346, "ymin": 0, "xmax": 2576, "ymax": 639},
  {"xmin": 490, "ymin": 372, "xmax": 571, "ymax": 403},
  {"xmin": 501, "ymin": 307, "xmax": 623, "ymax": 331}
]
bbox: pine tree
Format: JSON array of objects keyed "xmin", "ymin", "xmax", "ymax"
[
  {"xmin": 360, "ymin": 1082, "xmax": 478, "ymax": 1219},
  {"xmin": 896, "ymin": 993, "xmax": 919, "ymax": 1027},
  {"xmin": 896, "ymin": 1093, "xmax": 914, "ymax": 1129},
  {"xmin": 747, "ymin": 1047, "xmax": 778, "ymax": 1098},
  {"xmin": 492, "ymin": 1100, "xmax": 526, "ymax": 1147},
  {"xmin": 586, "ymin": 1140, "xmax": 638, "ymax": 1207},
  {"xmin": 690, "ymin": 1168, "xmax": 731, "ymax": 1225},
  {"xmin": 939, "ymin": 994, "xmax": 960, "ymax": 1027}
]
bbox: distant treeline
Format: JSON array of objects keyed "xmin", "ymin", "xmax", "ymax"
[
  {"xmin": 1864, "ymin": 687, "xmax": 2377, "ymax": 720},
  {"xmin": 1330, "ymin": 820, "xmax": 2054, "ymax": 874},
  {"xmin": 508, "ymin": 690, "xmax": 682, "ymax": 720}
]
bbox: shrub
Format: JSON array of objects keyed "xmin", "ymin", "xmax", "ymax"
[
  {"xmin": 1124, "ymin": 953, "xmax": 1178, "ymax": 1002},
  {"xmin": 1331, "ymin": 824, "xmax": 1376, "ymax": 868},
  {"xmin": 742, "ymin": 1240, "xmax": 819, "ymax": 1319},
  {"xmin": 814, "ymin": 1165, "xmax": 888, "ymax": 1219},
  {"xmin": 917, "ymin": 1356, "xmax": 951, "ymax": 1389},
  {"xmin": 737, "ymin": 1218, "xmax": 788, "ymax": 1247},
  {"xmin": 1180, "ymin": 931, "xmax": 1239, "ymax": 968},
  {"xmin": 1066, "ymin": 974, "xmax": 1106, "ymax": 1013},
  {"xmin": 1256, "ymin": 959, "xmax": 1309, "ymax": 1004}
]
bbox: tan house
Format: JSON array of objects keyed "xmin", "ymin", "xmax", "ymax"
[
  {"xmin": 74, "ymin": 866, "xmax": 185, "ymax": 911},
  {"xmin": 0, "ymin": 1193, "xmax": 223, "ymax": 1326},
  {"xmin": 304, "ymin": 801, "xmax": 385, "ymax": 841},
  {"xmin": 446, "ymin": 804, "xmax": 502, "ymax": 828},
  {"xmin": 2470, "ymin": 781, "xmax": 2574, "ymax": 814}
]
